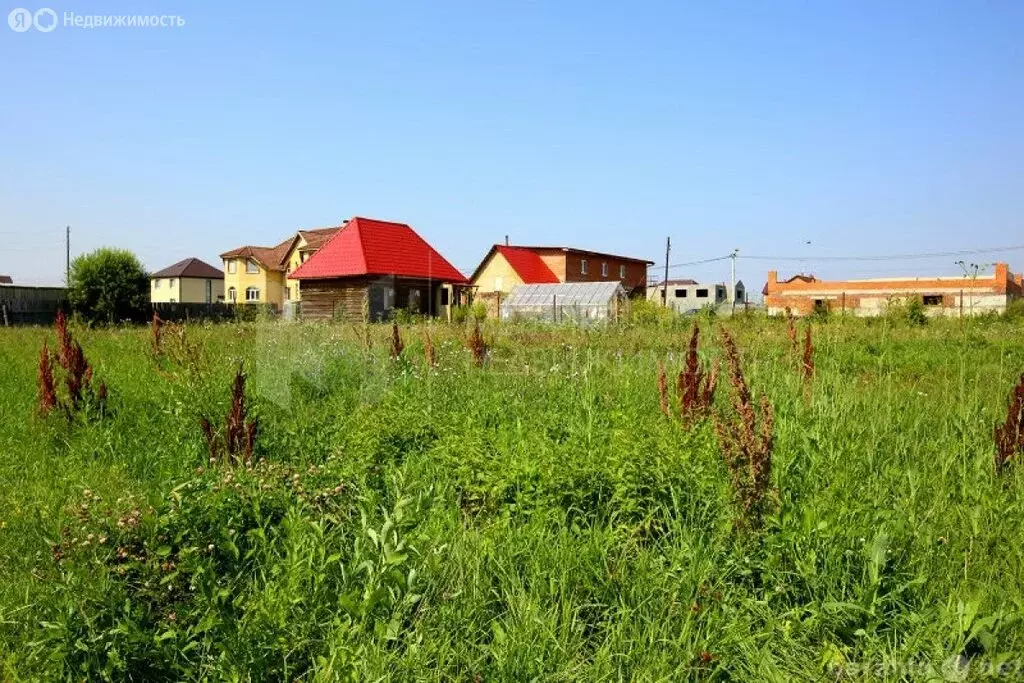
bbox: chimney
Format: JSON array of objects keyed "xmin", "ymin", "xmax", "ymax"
[
  {"xmin": 767, "ymin": 270, "xmax": 778, "ymax": 291},
  {"xmin": 504, "ymin": 235, "xmax": 509, "ymax": 246}
]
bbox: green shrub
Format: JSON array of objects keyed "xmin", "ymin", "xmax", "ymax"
[
  {"xmin": 451, "ymin": 304, "xmax": 471, "ymax": 324},
  {"xmin": 68, "ymin": 248, "xmax": 148, "ymax": 324}
]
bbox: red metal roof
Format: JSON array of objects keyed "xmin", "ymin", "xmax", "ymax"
[
  {"xmin": 494, "ymin": 245, "xmax": 560, "ymax": 284},
  {"xmin": 289, "ymin": 217, "xmax": 468, "ymax": 283}
]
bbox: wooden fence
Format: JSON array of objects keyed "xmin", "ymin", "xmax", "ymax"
[
  {"xmin": 0, "ymin": 285, "xmax": 67, "ymax": 325},
  {"xmin": 0, "ymin": 289, "xmax": 278, "ymax": 326}
]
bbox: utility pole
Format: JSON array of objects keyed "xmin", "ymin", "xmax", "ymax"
[
  {"xmin": 730, "ymin": 248, "xmax": 739, "ymax": 313},
  {"xmin": 662, "ymin": 237, "xmax": 670, "ymax": 306},
  {"xmin": 65, "ymin": 225, "xmax": 71, "ymax": 286}
]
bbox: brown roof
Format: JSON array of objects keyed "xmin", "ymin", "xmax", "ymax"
[
  {"xmin": 219, "ymin": 226, "xmax": 344, "ymax": 272},
  {"xmin": 0, "ymin": 275, "xmax": 12, "ymax": 284},
  {"xmin": 150, "ymin": 258, "xmax": 224, "ymax": 279},
  {"xmin": 297, "ymin": 226, "xmax": 343, "ymax": 251},
  {"xmin": 220, "ymin": 235, "xmax": 296, "ymax": 272}
]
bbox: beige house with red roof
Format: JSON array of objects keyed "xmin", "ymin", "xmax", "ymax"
[
  {"xmin": 150, "ymin": 258, "xmax": 224, "ymax": 303},
  {"xmin": 470, "ymin": 244, "xmax": 653, "ymax": 316},
  {"xmin": 220, "ymin": 226, "xmax": 341, "ymax": 308}
]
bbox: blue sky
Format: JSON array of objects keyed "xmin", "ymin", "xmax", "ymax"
[{"xmin": 2, "ymin": 1, "xmax": 1022, "ymax": 288}]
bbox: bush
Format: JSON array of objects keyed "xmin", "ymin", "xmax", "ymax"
[
  {"xmin": 471, "ymin": 300, "xmax": 488, "ymax": 322},
  {"xmin": 629, "ymin": 298, "xmax": 676, "ymax": 325},
  {"xmin": 451, "ymin": 304, "xmax": 471, "ymax": 325},
  {"xmin": 68, "ymin": 248, "xmax": 148, "ymax": 324},
  {"xmin": 885, "ymin": 296, "xmax": 927, "ymax": 326}
]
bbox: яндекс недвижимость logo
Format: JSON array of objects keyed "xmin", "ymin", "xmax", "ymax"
[
  {"xmin": 7, "ymin": 8, "xmax": 184, "ymax": 31},
  {"xmin": 8, "ymin": 7, "xmax": 56, "ymax": 32}
]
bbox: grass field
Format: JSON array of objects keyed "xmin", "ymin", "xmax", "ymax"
[{"xmin": 1, "ymin": 313, "xmax": 1023, "ymax": 681}]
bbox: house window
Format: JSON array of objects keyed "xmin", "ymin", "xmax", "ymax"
[
  {"xmin": 169, "ymin": 278, "xmax": 176, "ymax": 288},
  {"xmin": 696, "ymin": 288, "xmax": 709, "ymax": 298},
  {"xmin": 580, "ymin": 259, "xmax": 588, "ymax": 275},
  {"xmin": 675, "ymin": 289, "xmax": 687, "ymax": 298},
  {"xmin": 227, "ymin": 260, "xmax": 237, "ymax": 274},
  {"xmin": 285, "ymin": 287, "xmax": 291, "ymax": 301},
  {"xmin": 245, "ymin": 287, "xmax": 260, "ymax": 301},
  {"xmin": 154, "ymin": 278, "xmax": 161, "ymax": 289},
  {"xmin": 923, "ymin": 295, "xmax": 942, "ymax": 306},
  {"xmin": 440, "ymin": 288, "xmax": 450, "ymax": 306},
  {"xmin": 228, "ymin": 287, "xmax": 237, "ymax": 302},
  {"xmin": 246, "ymin": 260, "xmax": 260, "ymax": 274},
  {"xmin": 601, "ymin": 262, "xmax": 609, "ymax": 277},
  {"xmin": 619, "ymin": 265, "xmax": 626, "ymax": 279}
]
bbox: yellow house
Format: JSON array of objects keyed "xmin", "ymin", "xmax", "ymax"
[
  {"xmin": 150, "ymin": 258, "xmax": 225, "ymax": 303},
  {"xmin": 220, "ymin": 226, "xmax": 342, "ymax": 308}
]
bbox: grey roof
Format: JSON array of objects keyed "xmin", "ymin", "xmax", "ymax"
[
  {"xmin": 151, "ymin": 258, "xmax": 223, "ymax": 279},
  {"xmin": 504, "ymin": 281, "xmax": 626, "ymax": 307}
]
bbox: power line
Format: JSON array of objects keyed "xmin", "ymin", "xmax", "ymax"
[
  {"xmin": 648, "ymin": 255, "xmax": 732, "ymax": 270},
  {"xmin": 739, "ymin": 245, "xmax": 1024, "ymax": 262}
]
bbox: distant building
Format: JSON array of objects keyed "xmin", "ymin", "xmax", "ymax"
[
  {"xmin": 150, "ymin": 258, "xmax": 225, "ymax": 304},
  {"xmin": 0, "ymin": 275, "xmax": 12, "ymax": 285},
  {"xmin": 763, "ymin": 262, "xmax": 1023, "ymax": 317},
  {"xmin": 647, "ymin": 279, "xmax": 746, "ymax": 313}
]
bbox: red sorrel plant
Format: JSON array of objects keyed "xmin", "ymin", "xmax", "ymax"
[
  {"xmin": 676, "ymin": 323, "xmax": 719, "ymax": 422},
  {"xmin": 785, "ymin": 307, "xmax": 798, "ymax": 354},
  {"xmin": 424, "ymin": 330, "xmax": 436, "ymax": 368},
  {"xmin": 201, "ymin": 365, "xmax": 258, "ymax": 465},
  {"xmin": 715, "ymin": 329, "xmax": 775, "ymax": 530},
  {"xmin": 658, "ymin": 362, "xmax": 670, "ymax": 417},
  {"xmin": 801, "ymin": 324, "xmax": 814, "ymax": 383},
  {"xmin": 38, "ymin": 341, "xmax": 57, "ymax": 414},
  {"xmin": 55, "ymin": 309, "xmax": 72, "ymax": 369},
  {"xmin": 390, "ymin": 320, "xmax": 404, "ymax": 360},
  {"xmin": 995, "ymin": 373, "xmax": 1024, "ymax": 475},
  {"xmin": 151, "ymin": 312, "xmax": 163, "ymax": 358},
  {"xmin": 468, "ymin": 322, "xmax": 488, "ymax": 366},
  {"xmin": 38, "ymin": 313, "xmax": 107, "ymax": 419}
]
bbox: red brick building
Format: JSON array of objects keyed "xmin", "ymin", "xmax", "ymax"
[
  {"xmin": 471, "ymin": 245, "xmax": 653, "ymax": 300},
  {"xmin": 764, "ymin": 262, "xmax": 1023, "ymax": 317}
]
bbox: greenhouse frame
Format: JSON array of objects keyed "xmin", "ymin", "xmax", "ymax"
[{"xmin": 500, "ymin": 281, "xmax": 628, "ymax": 323}]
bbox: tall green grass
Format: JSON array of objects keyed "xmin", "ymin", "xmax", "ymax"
[{"xmin": 0, "ymin": 315, "xmax": 1023, "ymax": 680}]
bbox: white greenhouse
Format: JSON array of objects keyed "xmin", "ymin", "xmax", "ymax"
[{"xmin": 500, "ymin": 282, "xmax": 628, "ymax": 323}]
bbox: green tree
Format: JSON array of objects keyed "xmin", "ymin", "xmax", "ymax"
[{"xmin": 68, "ymin": 248, "xmax": 148, "ymax": 323}]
